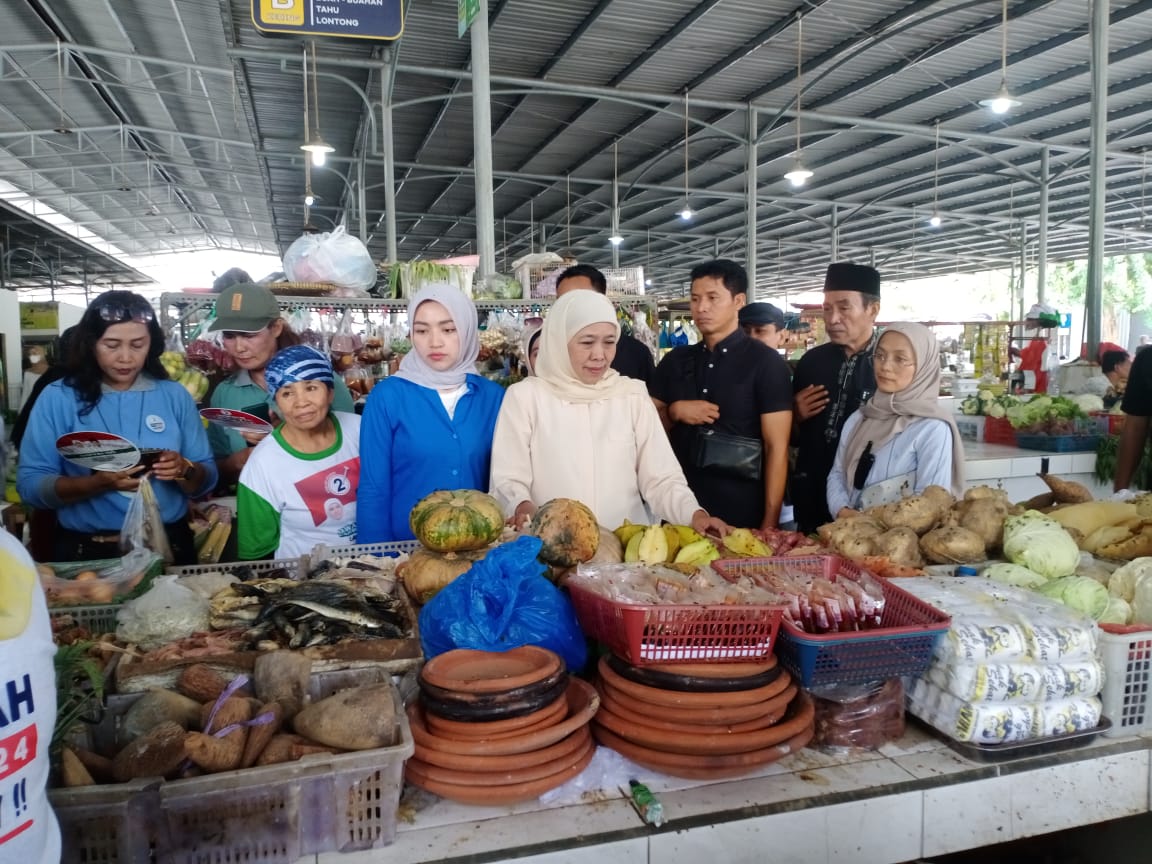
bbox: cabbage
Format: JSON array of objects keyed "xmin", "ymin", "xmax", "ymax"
[
  {"xmin": 1107, "ymin": 557, "xmax": 1152, "ymax": 602},
  {"xmin": 983, "ymin": 563, "xmax": 1048, "ymax": 589},
  {"xmin": 1002, "ymin": 511, "xmax": 1081, "ymax": 580},
  {"xmin": 1037, "ymin": 576, "xmax": 1111, "ymax": 619},
  {"xmin": 1099, "ymin": 596, "xmax": 1132, "ymax": 625},
  {"xmin": 1068, "ymin": 393, "xmax": 1104, "ymax": 414}
]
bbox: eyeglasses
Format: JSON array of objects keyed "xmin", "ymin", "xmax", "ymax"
[
  {"xmin": 873, "ymin": 350, "xmax": 915, "ymax": 368},
  {"xmin": 95, "ymin": 299, "xmax": 155, "ymax": 325}
]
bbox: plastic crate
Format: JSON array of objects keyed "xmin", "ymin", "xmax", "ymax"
[
  {"xmin": 602, "ymin": 266, "xmax": 645, "ymax": 295},
  {"xmin": 566, "ymin": 580, "xmax": 783, "ymax": 665},
  {"xmin": 52, "ymin": 668, "xmax": 413, "ymax": 864},
  {"xmin": 984, "ymin": 415, "xmax": 1017, "ymax": 446},
  {"xmin": 317, "ymin": 540, "xmax": 420, "ymax": 558},
  {"xmin": 711, "ymin": 556, "xmax": 951, "ymax": 687},
  {"xmin": 1014, "ymin": 433, "xmax": 1102, "ymax": 452},
  {"xmin": 1090, "ymin": 411, "xmax": 1126, "ymax": 436},
  {"xmin": 49, "ymin": 603, "xmax": 121, "ymax": 634},
  {"xmin": 166, "ymin": 556, "xmax": 305, "ymax": 577},
  {"xmin": 1097, "ymin": 623, "xmax": 1152, "ymax": 738}
]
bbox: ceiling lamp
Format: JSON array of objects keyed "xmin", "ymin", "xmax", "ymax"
[
  {"xmin": 300, "ymin": 42, "xmax": 335, "ymax": 167},
  {"xmin": 783, "ymin": 12, "xmax": 813, "ymax": 187},
  {"xmin": 927, "ymin": 120, "xmax": 942, "ymax": 228},
  {"xmin": 678, "ymin": 91, "xmax": 693, "ymax": 220},
  {"xmin": 53, "ymin": 42, "xmax": 72, "ymax": 135},
  {"xmin": 979, "ymin": 0, "xmax": 1021, "ymax": 114},
  {"xmin": 609, "ymin": 141, "xmax": 624, "ymax": 245}
]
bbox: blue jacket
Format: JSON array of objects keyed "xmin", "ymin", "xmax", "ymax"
[
  {"xmin": 357, "ymin": 374, "xmax": 504, "ymax": 543},
  {"xmin": 17, "ymin": 377, "xmax": 218, "ymax": 532}
]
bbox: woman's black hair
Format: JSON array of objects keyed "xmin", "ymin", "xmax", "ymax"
[{"xmin": 66, "ymin": 291, "xmax": 168, "ymax": 416}]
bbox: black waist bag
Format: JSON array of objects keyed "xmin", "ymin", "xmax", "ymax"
[{"xmin": 691, "ymin": 428, "xmax": 763, "ymax": 482}]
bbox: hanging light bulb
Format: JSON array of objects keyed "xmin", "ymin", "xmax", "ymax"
[
  {"xmin": 783, "ymin": 13, "xmax": 814, "ymax": 187},
  {"xmin": 980, "ymin": 1, "xmax": 1021, "ymax": 114},
  {"xmin": 301, "ymin": 135, "xmax": 334, "ymax": 166},
  {"xmin": 927, "ymin": 121, "xmax": 942, "ymax": 227},
  {"xmin": 304, "ymin": 191, "xmax": 315, "ymax": 207},
  {"xmin": 783, "ymin": 157, "xmax": 813, "ymax": 188},
  {"xmin": 300, "ymin": 42, "xmax": 335, "ymax": 168},
  {"xmin": 609, "ymin": 141, "xmax": 624, "ymax": 245},
  {"xmin": 928, "ymin": 211, "xmax": 942, "ymax": 228},
  {"xmin": 678, "ymin": 91, "xmax": 693, "ymax": 221},
  {"xmin": 679, "ymin": 206, "xmax": 694, "ymax": 221},
  {"xmin": 609, "ymin": 233, "xmax": 623, "ymax": 245}
]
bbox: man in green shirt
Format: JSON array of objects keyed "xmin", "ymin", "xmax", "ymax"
[{"xmin": 207, "ymin": 283, "xmax": 354, "ymax": 487}]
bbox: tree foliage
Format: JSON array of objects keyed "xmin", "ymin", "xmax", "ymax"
[{"xmin": 1047, "ymin": 253, "xmax": 1152, "ymax": 316}]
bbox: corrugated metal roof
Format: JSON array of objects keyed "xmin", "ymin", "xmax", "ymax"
[{"xmin": 3, "ymin": 0, "xmax": 1152, "ymax": 294}]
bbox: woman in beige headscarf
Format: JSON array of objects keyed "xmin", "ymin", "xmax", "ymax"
[
  {"xmin": 827, "ymin": 321, "xmax": 965, "ymax": 517},
  {"xmin": 490, "ymin": 290, "xmax": 729, "ymax": 535}
]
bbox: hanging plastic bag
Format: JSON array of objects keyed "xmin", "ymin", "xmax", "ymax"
[
  {"xmin": 418, "ymin": 536, "xmax": 588, "ymax": 672},
  {"xmin": 116, "ymin": 575, "xmax": 210, "ymax": 651},
  {"xmin": 120, "ymin": 475, "xmax": 175, "ymax": 564},
  {"xmin": 329, "ymin": 309, "xmax": 362, "ymax": 374},
  {"xmin": 282, "ymin": 226, "xmax": 378, "ymax": 295}
]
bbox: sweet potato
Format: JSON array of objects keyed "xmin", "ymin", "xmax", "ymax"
[
  {"xmin": 293, "ymin": 683, "xmax": 398, "ymax": 750},
  {"xmin": 187, "ymin": 696, "xmax": 251, "ymax": 773},
  {"xmin": 60, "ymin": 747, "xmax": 95, "ymax": 787},
  {"xmin": 177, "ymin": 664, "xmax": 233, "ymax": 703},
  {"xmin": 253, "ymin": 651, "xmax": 313, "ymax": 717},
  {"xmin": 240, "ymin": 701, "xmax": 284, "ymax": 768},
  {"xmin": 72, "ymin": 746, "xmax": 114, "ymax": 782},
  {"xmin": 1038, "ymin": 472, "xmax": 1094, "ymax": 504},
  {"xmin": 111, "ymin": 721, "xmax": 188, "ymax": 781}
]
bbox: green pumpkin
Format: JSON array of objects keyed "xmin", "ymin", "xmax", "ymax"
[
  {"xmin": 529, "ymin": 498, "xmax": 600, "ymax": 567},
  {"xmin": 409, "ymin": 489, "xmax": 504, "ymax": 553}
]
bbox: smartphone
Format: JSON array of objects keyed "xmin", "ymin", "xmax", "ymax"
[{"xmin": 137, "ymin": 448, "xmax": 165, "ymax": 470}]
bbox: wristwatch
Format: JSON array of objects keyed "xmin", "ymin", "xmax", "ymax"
[{"xmin": 179, "ymin": 458, "xmax": 195, "ymax": 481}]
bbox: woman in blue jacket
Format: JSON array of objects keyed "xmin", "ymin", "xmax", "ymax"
[
  {"xmin": 357, "ymin": 284, "xmax": 504, "ymax": 543},
  {"xmin": 17, "ymin": 291, "xmax": 217, "ymax": 563}
]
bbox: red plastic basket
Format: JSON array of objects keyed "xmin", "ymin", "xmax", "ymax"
[
  {"xmin": 711, "ymin": 556, "xmax": 951, "ymax": 687},
  {"xmin": 566, "ymin": 582, "xmax": 783, "ymax": 665},
  {"xmin": 984, "ymin": 416, "xmax": 1017, "ymax": 445},
  {"xmin": 1090, "ymin": 411, "xmax": 1126, "ymax": 436}
]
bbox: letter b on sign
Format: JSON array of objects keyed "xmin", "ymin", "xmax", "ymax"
[{"xmin": 261, "ymin": 0, "xmax": 303, "ymax": 25}]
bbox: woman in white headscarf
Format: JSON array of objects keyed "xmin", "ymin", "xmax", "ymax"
[
  {"xmin": 491, "ymin": 290, "xmax": 729, "ymax": 535},
  {"xmin": 357, "ymin": 284, "xmax": 505, "ymax": 542},
  {"xmin": 827, "ymin": 321, "xmax": 965, "ymax": 518}
]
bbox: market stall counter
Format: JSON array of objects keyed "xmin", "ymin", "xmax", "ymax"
[
  {"xmin": 961, "ymin": 441, "xmax": 1109, "ymax": 501},
  {"xmin": 315, "ymin": 724, "xmax": 1152, "ymax": 864}
]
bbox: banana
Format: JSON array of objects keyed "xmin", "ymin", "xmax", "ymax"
[
  {"xmin": 661, "ymin": 524, "xmax": 681, "ymax": 562},
  {"xmin": 637, "ymin": 525, "xmax": 669, "ymax": 565},
  {"xmin": 722, "ymin": 528, "xmax": 773, "ymax": 558},
  {"xmin": 674, "ymin": 539, "xmax": 721, "ymax": 566},
  {"xmin": 614, "ymin": 520, "xmax": 646, "ymax": 546}
]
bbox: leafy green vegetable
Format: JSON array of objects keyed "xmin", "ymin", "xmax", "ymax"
[
  {"xmin": 983, "ymin": 562, "xmax": 1049, "ymax": 589},
  {"xmin": 1002, "ymin": 511, "xmax": 1080, "ymax": 580},
  {"xmin": 52, "ymin": 641, "xmax": 106, "ymax": 755},
  {"xmin": 1037, "ymin": 576, "xmax": 1111, "ymax": 619}
]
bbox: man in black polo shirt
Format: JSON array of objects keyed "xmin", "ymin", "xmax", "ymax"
[
  {"xmin": 791, "ymin": 262, "xmax": 882, "ymax": 533},
  {"xmin": 1115, "ymin": 346, "xmax": 1152, "ymax": 490},
  {"xmin": 555, "ymin": 264, "xmax": 655, "ymax": 389},
  {"xmin": 652, "ymin": 259, "xmax": 793, "ymax": 529}
]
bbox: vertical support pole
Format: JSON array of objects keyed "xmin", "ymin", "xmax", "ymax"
[
  {"xmin": 1037, "ymin": 147, "xmax": 1049, "ymax": 304},
  {"xmin": 1019, "ymin": 223, "xmax": 1028, "ymax": 320},
  {"xmin": 357, "ymin": 156, "xmax": 368, "ymax": 246},
  {"xmin": 471, "ymin": 0, "xmax": 497, "ymax": 277},
  {"xmin": 830, "ymin": 205, "xmax": 840, "ymax": 263},
  {"xmin": 611, "ymin": 175, "xmax": 620, "ymax": 269},
  {"xmin": 381, "ymin": 73, "xmax": 398, "ymax": 264},
  {"xmin": 745, "ymin": 105, "xmax": 758, "ymax": 297},
  {"xmin": 1085, "ymin": 0, "xmax": 1109, "ymax": 356}
]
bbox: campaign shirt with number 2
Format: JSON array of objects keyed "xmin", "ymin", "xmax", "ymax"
[{"xmin": 0, "ymin": 532, "xmax": 61, "ymax": 864}]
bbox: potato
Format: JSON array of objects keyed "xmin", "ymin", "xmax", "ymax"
[
  {"xmin": 874, "ymin": 496, "xmax": 940, "ymax": 535},
  {"xmin": 964, "ymin": 485, "xmax": 1009, "ymax": 505},
  {"xmin": 921, "ymin": 485, "xmax": 955, "ymax": 513},
  {"xmin": 833, "ymin": 534, "xmax": 878, "ymax": 559},
  {"xmin": 820, "ymin": 518, "xmax": 884, "ymax": 547},
  {"xmin": 957, "ymin": 498, "xmax": 1008, "ymax": 551},
  {"xmin": 74, "ymin": 570, "xmax": 100, "ymax": 582},
  {"xmin": 874, "ymin": 527, "xmax": 924, "ymax": 568},
  {"xmin": 919, "ymin": 526, "xmax": 986, "ymax": 564},
  {"xmin": 293, "ymin": 683, "xmax": 398, "ymax": 750}
]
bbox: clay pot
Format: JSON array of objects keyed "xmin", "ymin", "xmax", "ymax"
[
  {"xmin": 591, "ymin": 692, "xmax": 815, "ymax": 779},
  {"xmin": 596, "ymin": 673, "xmax": 793, "ymax": 726},
  {"xmin": 606, "ymin": 653, "xmax": 782, "ymax": 693},
  {"xmin": 421, "ymin": 646, "xmax": 563, "ymax": 694},
  {"xmin": 408, "ymin": 677, "xmax": 599, "ymax": 756},
  {"xmin": 413, "ymin": 725, "xmax": 592, "ymax": 772},
  {"xmin": 405, "ymin": 735, "xmax": 595, "ymax": 788},
  {"xmin": 423, "ymin": 693, "xmax": 568, "ymax": 740},
  {"xmin": 644, "ymin": 658, "xmax": 777, "ymax": 678},
  {"xmin": 598, "ymin": 684, "xmax": 794, "ymax": 735},
  {"xmin": 419, "ymin": 674, "xmax": 569, "ymax": 722},
  {"xmin": 404, "ymin": 739, "xmax": 596, "ymax": 805},
  {"xmin": 597, "ymin": 656, "xmax": 791, "ymax": 708}
]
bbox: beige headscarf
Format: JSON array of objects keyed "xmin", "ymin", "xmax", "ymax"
[
  {"xmin": 535, "ymin": 291, "xmax": 645, "ymax": 402},
  {"xmin": 841, "ymin": 321, "xmax": 965, "ymax": 496},
  {"xmin": 520, "ymin": 320, "xmax": 543, "ymax": 376}
]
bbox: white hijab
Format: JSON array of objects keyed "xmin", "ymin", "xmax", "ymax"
[
  {"xmin": 394, "ymin": 283, "xmax": 480, "ymax": 390},
  {"xmin": 535, "ymin": 291, "xmax": 646, "ymax": 403}
]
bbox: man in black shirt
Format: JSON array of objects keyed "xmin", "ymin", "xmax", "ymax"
[
  {"xmin": 652, "ymin": 259, "xmax": 793, "ymax": 529},
  {"xmin": 555, "ymin": 265, "xmax": 655, "ymax": 389},
  {"xmin": 791, "ymin": 262, "xmax": 882, "ymax": 533},
  {"xmin": 1115, "ymin": 346, "xmax": 1152, "ymax": 490}
]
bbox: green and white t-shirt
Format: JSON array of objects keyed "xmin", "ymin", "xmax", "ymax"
[{"xmin": 237, "ymin": 412, "xmax": 361, "ymax": 559}]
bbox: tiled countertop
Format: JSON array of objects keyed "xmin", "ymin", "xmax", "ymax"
[{"xmin": 312, "ymin": 725, "xmax": 1152, "ymax": 864}]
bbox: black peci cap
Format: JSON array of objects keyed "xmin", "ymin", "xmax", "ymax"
[
  {"xmin": 739, "ymin": 302, "xmax": 786, "ymax": 329},
  {"xmin": 823, "ymin": 262, "xmax": 881, "ymax": 296}
]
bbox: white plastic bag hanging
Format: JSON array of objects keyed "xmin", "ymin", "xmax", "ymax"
[{"xmin": 282, "ymin": 226, "xmax": 378, "ymax": 294}]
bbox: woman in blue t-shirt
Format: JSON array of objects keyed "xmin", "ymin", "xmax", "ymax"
[
  {"xmin": 357, "ymin": 284, "xmax": 504, "ymax": 543},
  {"xmin": 17, "ymin": 291, "xmax": 217, "ymax": 563}
]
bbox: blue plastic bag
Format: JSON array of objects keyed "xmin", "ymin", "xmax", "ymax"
[{"xmin": 418, "ymin": 535, "xmax": 587, "ymax": 672}]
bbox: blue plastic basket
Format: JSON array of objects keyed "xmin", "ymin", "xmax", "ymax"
[
  {"xmin": 712, "ymin": 556, "xmax": 951, "ymax": 687},
  {"xmin": 1014, "ymin": 434, "xmax": 1101, "ymax": 452}
]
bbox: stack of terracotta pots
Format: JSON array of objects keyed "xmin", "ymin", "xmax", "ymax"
[
  {"xmin": 591, "ymin": 653, "xmax": 814, "ymax": 779},
  {"xmin": 405, "ymin": 646, "xmax": 600, "ymax": 804}
]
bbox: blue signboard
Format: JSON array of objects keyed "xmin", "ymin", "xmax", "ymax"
[
  {"xmin": 1059, "ymin": 312, "xmax": 1072, "ymax": 329},
  {"xmin": 253, "ymin": 0, "xmax": 404, "ymax": 41}
]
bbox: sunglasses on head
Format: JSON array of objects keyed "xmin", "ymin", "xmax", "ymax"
[{"xmin": 95, "ymin": 299, "xmax": 155, "ymax": 325}]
